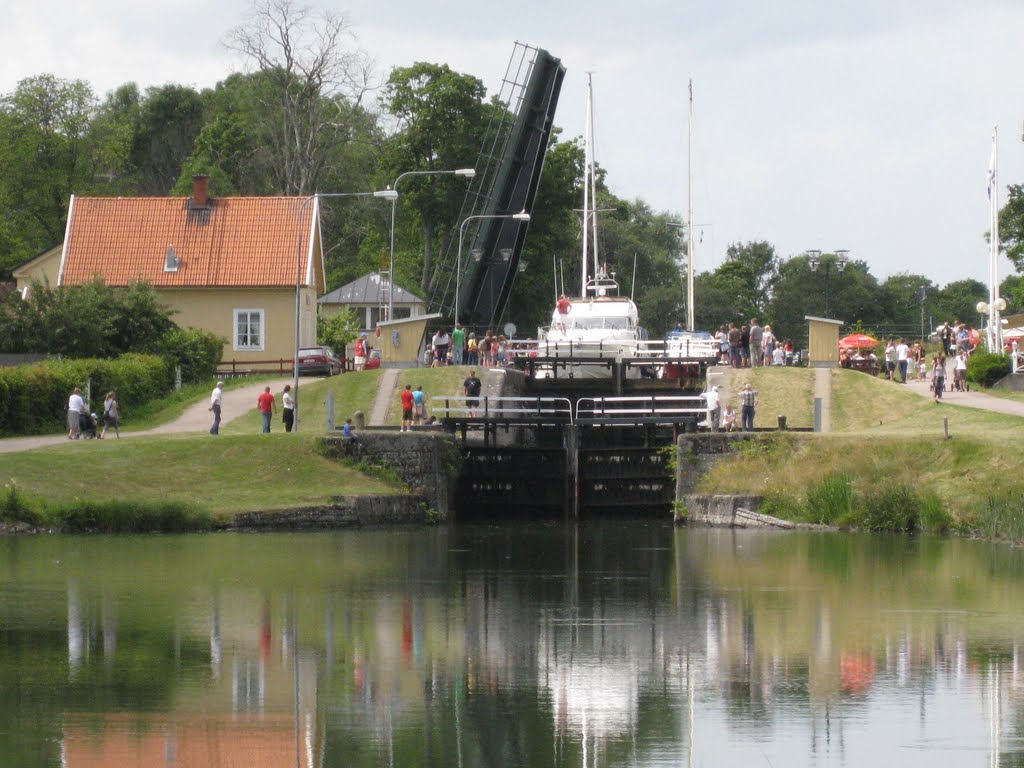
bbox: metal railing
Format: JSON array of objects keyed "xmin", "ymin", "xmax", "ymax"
[
  {"xmin": 434, "ymin": 395, "xmax": 575, "ymax": 424},
  {"xmin": 575, "ymin": 395, "xmax": 708, "ymax": 424}
]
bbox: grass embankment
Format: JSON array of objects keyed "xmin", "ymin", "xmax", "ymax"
[
  {"xmin": 698, "ymin": 367, "xmax": 1024, "ymax": 539},
  {"xmin": 1, "ymin": 371, "xmax": 415, "ymax": 532}
]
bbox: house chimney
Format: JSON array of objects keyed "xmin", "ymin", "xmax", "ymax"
[{"xmin": 192, "ymin": 175, "xmax": 209, "ymax": 208}]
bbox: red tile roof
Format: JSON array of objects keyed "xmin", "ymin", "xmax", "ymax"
[{"xmin": 61, "ymin": 196, "xmax": 320, "ymax": 289}]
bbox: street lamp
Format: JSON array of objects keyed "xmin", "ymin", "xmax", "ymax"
[
  {"xmin": 456, "ymin": 211, "xmax": 531, "ymax": 324},
  {"xmin": 385, "ymin": 167, "xmax": 475, "ymax": 320},
  {"xmin": 293, "ymin": 189, "xmax": 395, "ymax": 433},
  {"xmin": 976, "ymin": 297, "xmax": 1007, "ymax": 352},
  {"xmin": 806, "ymin": 249, "xmax": 849, "ymax": 318}
]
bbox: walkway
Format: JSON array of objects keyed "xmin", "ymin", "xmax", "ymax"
[
  {"xmin": 0, "ymin": 377, "xmax": 300, "ymax": 454},
  {"xmin": 899, "ymin": 373, "xmax": 1024, "ymax": 417}
]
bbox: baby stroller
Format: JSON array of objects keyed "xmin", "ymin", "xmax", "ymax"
[{"xmin": 79, "ymin": 410, "xmax": 99, "ymax": 439}]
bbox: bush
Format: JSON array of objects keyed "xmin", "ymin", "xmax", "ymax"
[
  {"xmin": 0, "ymin": 354, "xmax": 173, "ymax": 436},
  {"xmin": 861, "ymin": 484, "xmax": 921, "ymax": 532},
  {"xmin": 158, "ymin": 327, "xmax": 224, "ymax": 383},
  {"xmin": 55, "ymin": 499, "xmax": 212, "ymax": 533},
  {"xmin": 967, "ymin": 352, "xmax": 1010, "ymax": 387},
  {"xmin": 805, "ymin": 473, "xmax": 855, "ymax": 525}
]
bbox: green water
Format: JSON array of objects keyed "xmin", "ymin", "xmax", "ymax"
[{"xmin": 2, "ymin": 523, "xmax": 1023, "ymax": 767}]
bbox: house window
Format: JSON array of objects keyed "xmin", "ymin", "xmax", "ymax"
[{"xmin": 234, "ymin": 309, "xmax": 264, "ymax": 351}]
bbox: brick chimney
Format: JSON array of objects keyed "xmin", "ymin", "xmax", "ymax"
[{"xmin": 191, "ymin": 175, "xmax": 210, "ymax": 208}]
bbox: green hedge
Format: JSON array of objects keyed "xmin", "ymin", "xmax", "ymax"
[
  {"xmin": 0, "ymin": 354, "xmax": 173, "ymax": 436},
  {"xmin": 158, "ymin": 327, "xmax": 224, "ymax": 383},
  {"xmin": 967, "ymin": 352, "xmax": 1010, "ymax": 388}
]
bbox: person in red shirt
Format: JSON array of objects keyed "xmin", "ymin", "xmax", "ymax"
[
  {"xmin": 400, "ymin": 384, "xmax": 415, "ymax": 432},
  {"xmin": 556, "ymin": 294, "xmax": 571, "ymax": 332},
  {"xmin": 257, "ymin": 386, "xmax": 276, "ymax": 433}
]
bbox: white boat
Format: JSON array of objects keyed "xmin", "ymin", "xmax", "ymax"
[{"xmin": 536, "ymin": 74, "xmax": 644, "ymax": 376}]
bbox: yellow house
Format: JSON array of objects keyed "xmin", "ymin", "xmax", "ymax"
[
  {"xmin": 57, "ymin": 176, "xmax": 324, "ymax": 368},
  {"xmin": 12, "ymin": 243, "xmax": 62, "ymax": 298}
]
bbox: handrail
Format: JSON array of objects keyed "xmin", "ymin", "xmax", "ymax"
[
  {"xmin": 576, "ymin": 395, "xmax": 707, "ymax": 422},
  {"xmin": 436, "ymin": 395, "xmax": 575, "ymax": 424}
]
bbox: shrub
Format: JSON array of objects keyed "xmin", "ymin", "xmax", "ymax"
[
  {"xmin": 158, "ymin": 327, "xmax": 224, "ymax": 383},
  {"xmin": 967, "ymin": 352, "xmax": 1010, "ymax": 387},
  {"xmin": 0, "ymin": 355, "xmax": 173, "ymax": 436},
  {"xmin": 55, "ymin": 499, "xmax": 212, "ymax": 533},
  {"xmin": 861, "ymin": 484, "xmax": 920, "ymax": 532},
  {"xmin": 805, "ymin": 473, "xmax": 855, "ymax": 525}
]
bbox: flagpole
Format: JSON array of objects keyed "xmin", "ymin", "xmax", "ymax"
[{"xmin": 990, "ymin": 126, "xmax": 1003, "ymax": 352}]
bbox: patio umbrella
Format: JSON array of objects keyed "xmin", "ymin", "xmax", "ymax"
[{"xmin": 838, "ymin": 333, "xmax": 878, "ymax": 350}]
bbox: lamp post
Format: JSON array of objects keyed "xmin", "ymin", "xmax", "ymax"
[
  {"xmin": 293, "ymin": 189, "xmax": 395, "ymax": 433},
  {"xmin": 455, "ymin": 211, "xmax": 531, "ymax": 325},
  {"xmin": 806, "ymin": 249, "xmax": 849, "ymax": 318},
  {"xmin": 385, "ymin": 167, "xmax": 475, "ymax": 321}
]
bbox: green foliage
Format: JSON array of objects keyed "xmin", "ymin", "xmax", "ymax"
[
  {"xmin": 967, "ymin": 352, "xmax": 1010, "ymax": 387},
  {"xmin": 318, "ymin": 310, "xmax": 359, "ymax": 354},
  {"xmin": 805, "ymin": 473, "xmax": 855, "ymax": 525},
  {"xmin": 55, "ymin": 499, "xmax": 212, "ymax": 533},
  {"xmin": 966, "ymin": 494, "xmax": 1024, "ymax": 543},
  {"xmin": 0, "ymin": 482, "xmax": 44, "ymax": 526},
  {"xmin": 157, "ymin": 326, "xmax": 224, "ymax": 383},
  {"xmin": 0, "ymin": 279, "xmax": 174, "ymax": 357},
  {"xmin": 861, "ymin": 484, "xmax": 922, "ymax": 532},
  {"xmin": 0, "ymin": 354, "xmax": 172, "ymax": 436},
  {"xmin": 999, "ymin": 184, "xmax": 1024, "ymax": 273}
]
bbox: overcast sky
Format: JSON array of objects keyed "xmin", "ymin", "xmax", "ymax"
[{"xmin": 5, "ymin": 0, "xmax": 1023, "ymax": 289}]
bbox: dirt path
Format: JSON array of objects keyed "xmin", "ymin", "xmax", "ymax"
[
  {"xmin": 898, "ymin": 373, "xmax": 1024, "ymax": 416},
  {"xmin": 0, "ymin": 377, "xmax": 301, "ymax": 454}
]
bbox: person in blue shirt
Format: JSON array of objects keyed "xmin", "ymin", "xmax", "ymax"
[
  {"xmin": 343, "ymin": 418, "xmax": 359, "ymax": 445},
  {"xmin": 412, "ymin": 385, "xmax": 427, "ymax": 425}
]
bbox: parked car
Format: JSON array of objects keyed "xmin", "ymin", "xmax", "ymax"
[
  {"xmin": 365, "ymin": 348, "xmax": 382, "ymax": 370},
  {"xmin": 297, "ymin": 346, "xmax": 342, "ymax": 376}
]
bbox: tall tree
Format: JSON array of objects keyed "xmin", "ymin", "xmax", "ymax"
[
  {"xmin": 998, "ymin": 184, "xmax": 1024, "ymax": 272},
  {"xmin": 225, "ymin": 0, "xmax": 375, "ymax": 195},
  {"xmin": 381, "ymin": 62, "xmax": 489, "ymax": 294},
  {"xmin": 0, "ymin": 74, "xmax": 127, "ymax": 278}
]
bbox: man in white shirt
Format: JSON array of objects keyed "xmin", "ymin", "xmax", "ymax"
[
  {"xmin": 703, "ymin": 385, "xmax": 721, "ymax": 431},
  {"xmin": 209, "ymin": 381, "xmax": 224, "ymax": 435},
  {"xmin": 896, "ymin": 338, "xmax": 910, "ymax": 383},
  {"xmin": 67, "ymin": 387, "xmax": 85, "ymax": 439}
]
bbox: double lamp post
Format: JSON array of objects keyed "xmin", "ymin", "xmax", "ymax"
[{"xmin": 806, "ymin": 249, "xmax": 849, "ymax": 318}]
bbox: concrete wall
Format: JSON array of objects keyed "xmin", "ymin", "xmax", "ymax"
[{"xmin": 231, "ymin": 495, "xmax": 429, "ymax": 529}]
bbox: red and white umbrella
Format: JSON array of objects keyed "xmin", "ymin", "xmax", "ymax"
[{"xmin": 838, "ymin": 333, "xmax": 878, "ymax": 350}]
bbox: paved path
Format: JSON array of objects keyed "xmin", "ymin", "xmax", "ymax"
[
  {"xmin": 0, "ymin": 377, "xmax": 301, "ymax": 454},
  {"xmin": 896, "ymin": 373, "xmax": 1024, "ymax": 417},
  {"xmin": 369, "ymin": 368, "xmax": 401, "ymax": 426}
]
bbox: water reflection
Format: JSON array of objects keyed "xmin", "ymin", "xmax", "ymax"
[{"xmin": 2, "ymin": 525, "xmax": 1024, "ymax": 766}]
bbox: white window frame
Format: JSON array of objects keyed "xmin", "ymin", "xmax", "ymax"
[{"xmin": 233, "ymin": 308, "xmax": 265, "ymax": 352}]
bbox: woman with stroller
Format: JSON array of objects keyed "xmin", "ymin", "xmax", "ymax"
[
  {"xmin": 101, "ymin": 390, "xmax": 120, "ymax": 438},
  {"xmin": 67, "ymin": 387, "xmax": 85, "ymax": 439}
]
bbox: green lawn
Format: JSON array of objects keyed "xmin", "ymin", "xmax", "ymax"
[{"xmin": 4, "ymin": 433, "xmax": 403, "ymax": 519}]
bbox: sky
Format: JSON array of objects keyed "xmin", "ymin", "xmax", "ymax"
[{"xmin": 5, "ymin": 0, "xmax": 1024, "ymax": 290}]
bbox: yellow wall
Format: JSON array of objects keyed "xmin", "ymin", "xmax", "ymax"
[
  {"xmin": 807, "ymin": 319, "xmax": 841, "ymax": 366},
  {"xmin": 12, "ymin": 244, "xmax": 62, "ymax": 294},
  {"xmin": 159, "ymin": 287, "xmax": 315, "ymax": 364},
  {"xmin": 376, "ymin": 315, "xmax": 437, "ymax": 366}
]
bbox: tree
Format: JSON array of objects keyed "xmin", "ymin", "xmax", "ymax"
[
  {"xmin": 381, "ymin": 62, "xmax": 489, "ymax": 294},
  {"xmin": 224, "ymin": 0, "xmax": 375, "ymax": 195},
  {"xmin": 998, "ymin": 184, "xmax": 1024, "ymax": 272},
  {"xmin": 0, "ymin": 74, "xmax": 127, "ymax": 278},
  {"xmin": 930, "ymin": 278, "xmax": 987, "ymax": 328},
  {"xmin": 123, "ymin": 84, "xmax": 206, "ymax": 194},
  {"xmin": 723, "ymin": 241, "xmax": 778, "ymax": 314}
]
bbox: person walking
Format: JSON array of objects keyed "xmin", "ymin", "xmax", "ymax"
[
  {"xmin": 451, "ymin": 323, "xmax": 466, "ymax": 366},
  {"xmin": 209, "ymin": 381, "xmax": 224, "ymax": 434},
  {"xmin": 896, "ymin": 338, "xmax": 910, "ymax": 383},
  {"xmin": 400, "ymin": 385, "xmax": 415, "ymax": 432},
  {"xmin": 749, "ymin": 319, "xmax": 763, "ymax": 368},
  {"xmin": 739, "ymin": 382, "xmax": 759, "ymax": 432},
  {"xmin": 257, "ymin": 386, "xmax": 276, "ymax": 433},
  {"xmin": 933, "ymin": 354, "xmax": 947, "ymax": 401},
  {"xmin": 101, "ymin": 390, "xmax": 120, "ymax": 439},
  {"xmin": 281, "ymin": 384, "xmax": 295, "ymax": 432},
  {"xmin": 67, "ymin": 387, "xmax": 85, "ymax": 439},
  {"xmin": 354, "ymin": 333, "xmax": 368, "ymax": 371}
]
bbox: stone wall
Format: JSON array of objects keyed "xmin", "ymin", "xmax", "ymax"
[
  {"xmin": 320, "ymin": 431, "xmax": 460, "ymax": 520},
  {"xmin": 231, "ymin": 495, "xmax": 429, "ymax": 530}
]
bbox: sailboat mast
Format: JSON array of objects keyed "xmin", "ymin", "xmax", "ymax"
[
  {"xmin": 686, "ymin": 79, "xmax": 695, "ymax": 331},
  {"xmin": 581, "ymin": 73, "xmax": 593, "ymax": 298},
  {"xmin": 990, "ymin": 125, "xmax": 1002, "ymax": 352},
  {"xmin": 589, "ymin": 75, "xmax": 600, "ymax": 282}
]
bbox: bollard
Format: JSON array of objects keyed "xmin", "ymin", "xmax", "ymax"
[
  {"xmin": 354, "ymin": 410, "xmax": 364, "ymax": 430},
  {"xmin": 813, "ymin": 397, "xmax": 822, "ymax": 432},
  {"xmin": 326, "ymin": 391, "xmax": 336, "ymax": 432},
  {"xmin": 777, "ymin": 414, "xmax": 787, "ymax": 431}
]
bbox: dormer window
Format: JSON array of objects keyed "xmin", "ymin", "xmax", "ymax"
[{"xmin": 165, "ymin": 244, "xmax": 179, "ymax": 272}]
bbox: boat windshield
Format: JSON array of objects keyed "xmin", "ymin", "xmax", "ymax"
[{"xmin": 571, "ymin": 317, "xmax": 634, "ymax": 330}]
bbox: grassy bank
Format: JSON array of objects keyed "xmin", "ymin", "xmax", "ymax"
[
  {"xmin": 1, "ymin": 432, "xmax": 404, "ymax": 528},
  {"xmin": 698, "ymin": 367, "xmax": 1024, "ymax": 538}
]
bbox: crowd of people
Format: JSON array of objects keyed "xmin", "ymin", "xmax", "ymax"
[
  {"xmin": 713, "ymin": 319, "xmax": 798, "ymax": 368},
  {"xmin": 426, "ymin": 325, "xmax": 524, "ymax": 368}
]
